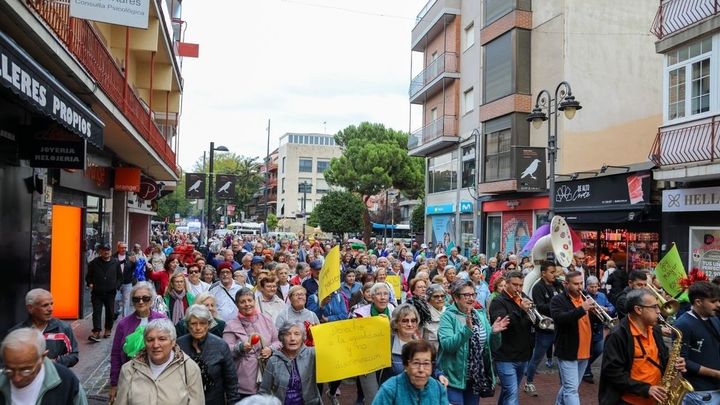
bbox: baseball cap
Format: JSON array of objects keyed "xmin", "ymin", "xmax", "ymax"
[
  {"xmin": 98, "ymin": 243, "xmax": 111, "ymax": 250},
  {"xmin": 310, "ymin": 260, "xmax": 323, "ymax": 270},
  {"xmin": 436, "ymin": 253, "xmax": 448, "ymax": 259},
  {"xmin": 251, "ymin": 256, "xmax": 264, "ymax": 265},
  {"xmin": 421, "ymin": 243, "xmax": 428, "ymax": 249}
]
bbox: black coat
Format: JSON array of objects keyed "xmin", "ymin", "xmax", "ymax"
[
  {"xmin": 489, "ymin": 292, "xmax": 535, "ymax": 362},
  {"xmin": 177, "ymin": 333, "xmax": 241, "ymax": 405},
  {"xmin": 549, "ymin": 291, "xmax": 602, "ymax": 361},
  {"xmin": 598, "ymin": 317, "xmax": 669, "ymax": 405},
  {"xmin": 85, "ymin": 257, "xmax": 122, "ymax": 293}
]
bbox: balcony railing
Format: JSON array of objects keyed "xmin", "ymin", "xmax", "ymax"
[
  {"xmin": 408, "ymin": 115, "xmax": 457, "ymax": 149},
  {"xmin": 409, "ymin": 52, "xmax": 458, "ymax": 98},
  {"xmin": 26, "ymin": 0, "xmax": 177, "ymax": 173},
  {"xmin": 649, "ymin": 116, "xmax": 720, "ymax": 166},
  {"xmin": 651, "ymin": 0, "xmax": 720, "ymax": 39},
  {"xmin": 416, "ymin": 0, "xmax": 438, "ymax": 23}
]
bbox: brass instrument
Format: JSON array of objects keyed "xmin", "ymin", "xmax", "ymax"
[
  {"xmin": 657, "ymin": 316, "xmax": 694, "ymax": 405},
  {"xmin": 581, "ymin": 291, "xmax": 619, "ymax": 328},
  {"xmin": 646, "ymin": 284, "xmax": 680, "ymax": 317},
  {"xmin": 515, "ymin": 291, "xmax": 554, "ymax": 331}
]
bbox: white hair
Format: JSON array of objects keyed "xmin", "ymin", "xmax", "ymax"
[
  {"xmin": 184, "ymin": 304, "xmax": 212, "ymax": 323},
  {"xmin": 1, "ymin": 328, "xmax": 45, "ymax": 358},
  {"xmin": 130, "ymin": 282, "xmax": 157, "ymax": 303},
  {"xmin": 586, "ymin": 276, "xmax": 600, "ymax": 286},
  {"xmin": 144, "ymin": 318, "xmax": 177, "ymax": 342},
  {"xmin": 369, "ymin": 282, "xmax": 389, "ymax": 296},
  {"xmin": 25, "ymin": 288, "xmax": 51, "ymax": 306}
]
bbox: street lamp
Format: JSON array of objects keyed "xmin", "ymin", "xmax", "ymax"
[
  {"xmin": 207, "ymin": 142, "xmax": 229, "ymax": 237},
  {"xmin": 527, "ymin": 81, "xmax": 582, "ymax": 218}
]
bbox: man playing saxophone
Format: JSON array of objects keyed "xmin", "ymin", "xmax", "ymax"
[
  {"xmin": 599, "ymin": 289, "xmax": 686, "ymax": 405},
  {"xmin": 674, "ymin": 281, "xmax": 720, "ymax": 404}
]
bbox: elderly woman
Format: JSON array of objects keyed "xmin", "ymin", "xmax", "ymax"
[
  {"xmin": 165, "ymin": 271, "xmax": 195, "ymax": 324},
  {"xmin": 115, "ymin": 319, "xmax": 204, "ymax": 404},
  {"xmin": 255, "ymin": 276, "xmax": 286, "ymax": 324},
  {"xmin": 274, "ymin": 286, "xmax": 319, "ymax": 330},
  {"xmin": 374, "ymin": 268, "xmax": 397, "ymax": 304},
  {"xmin": 406, "ymin": 278, "xmax": 431, "ymax": 327},
  {"xmin": 259, "ymin": 322, "xmax": 321, "ymax": 404},
  {"xmin": 109, "ymin": 282, "xmax": 167, "ymax": 403},
  {"xmin": 373, "ymin": 340, "xmax": 449, "ymax": 405},
  {"xmin": 423, "ymin": 284, "xmax": 446, "ymax": 351},
  {"xmin": 201, "ymin": 265, "xmax": 216, "ymax": 285},
  {"xmin": 177, "ymin": 305, "xmax": 241, "ymax": 404},
  {"xmin": 438, "ymin": 280, "xmax": 509, "ymax": 405},
  {"xmin": 224, "ymin": 287, "xmax": 282, "ymax": 397},
  {"xmin": 176, "ymin": 292, "xmax": 226, "ymax": 338},
  {"xmin": 381, "ymin": 304, "xmax": 423, "ymax": 382},
  {"xmin": 186, "ymin": 262, "xmax": 210, "ymax": 296},
  {"xmin": 147, "ymin": 256, "xmax": 178, "ymax": 295},
  {"xmin": 352, "ymin": 283, "xmax": 396, "ymax": 403},
  {"xmin": 469, "ymin": 266, "xmax": 490, "ymax": 309},
  {"xmin": 149, "ymin": 243, "xmax": 166, "ymax": 271}
]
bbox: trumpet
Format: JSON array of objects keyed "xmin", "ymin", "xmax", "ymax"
[
  {"xmin": 515, "ymin": 291, "xmax": 555, "ymax": 331},
  {"xmin": 581, "ymin": 291, "xmax": 619, "ymax": 328},
  {"xmin": 646, "ymin": 284, "xmax": 680, "ymax": 318}
]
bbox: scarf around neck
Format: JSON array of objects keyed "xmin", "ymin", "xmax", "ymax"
[{"xmin": 169, "ymin": 289, "xmax": 186, "ymax": 324}]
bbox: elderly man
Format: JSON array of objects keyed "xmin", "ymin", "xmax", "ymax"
[
  {"xmin": 10, "ymin": 289, "xmax": 79, "ymax": 368},
  {"xmin": 209, "ymin": 262, "xmax": 242, "ymax": 321},
  {"xmin": 0, "ymin": 328, "xmax": 87, "ymax": 404}
]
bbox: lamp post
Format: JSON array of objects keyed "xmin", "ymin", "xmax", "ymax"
[
  {"xmin": 207, "ymin": 142, "xmax": 229, "ymax": 236},
  {"xmin": 300, "ymin": 180, "xmax": 312, "ymax": 238},
  {"xmin": 526, "ymin": 81, "xmax": 582, "ymax": 218}
]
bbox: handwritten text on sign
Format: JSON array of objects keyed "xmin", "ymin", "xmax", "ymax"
[{"xmin": 311, "ymin": 316, "xmax": 391, "ymax": 383}]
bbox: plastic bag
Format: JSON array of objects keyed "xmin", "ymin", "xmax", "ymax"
[{"xmin": 122, "ymin": 325, "xmax": 146, "ymax": 358}]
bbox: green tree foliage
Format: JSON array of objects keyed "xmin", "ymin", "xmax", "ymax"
[
  {"xmin": 156, "ymin": 170, "xmax": 195, "ymax": 221},
  {"xmin": 306, "ymin": 209, "xmax": 320, "ymax": 228},
  {"xmin": 312, "ymin": 191, "xmax": 365, "ymax": 235},
  {"xmin": 191, "ymin": 153, "xmax": 263, "ymax": 220},
  {"xmin": 411, "ymin": 201, "xmax": 425, "ymax": 234},
  {"xmin": 324, "ymin": 122, "xmax": 424, "ymax": 242},
  {"xmin": 266, "ymin": 213, "xmax": 279, "ymax": 231}
]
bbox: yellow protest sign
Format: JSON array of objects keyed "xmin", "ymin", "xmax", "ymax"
[
  {"xmin": 386, "ymin": 275, "xmax": 402, "ymax": 299},
  {"xmin": 654, "ymin": 244, "xmax": 686, "ymax": 297},
  {"xmin": 318, "ymin": 245, "xmax": 341, "ymax": 303},
  {"xmin": 311, "ymin": 316, "xmax": 391, "ymax": 383}
]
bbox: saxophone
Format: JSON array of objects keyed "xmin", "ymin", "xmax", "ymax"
[{"xmin": 658, "ymin": 318, "xmax": 694, "ymax": 405}]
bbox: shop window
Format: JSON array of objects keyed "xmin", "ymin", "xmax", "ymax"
[
  {"xmin": 483, "ymin": 29, "xmax": 531, "ymax": 103},
  {"xmin": 461, "ymin": 219, "xmax": 475, "ymax": 257},
  {"xmin": 427, "ymin": 150, "xmax": 458, "ymax": 193},
  {"xmin": 665, "ymin": 36, "xmax": 712, "ymax": 121},
  {"xmin": 299, "ymin": 158, "xmax": 312, "ymax": 172},
  {"xmin": 484, "ymin": 116, "xmax": 512, "ymax": 182},
  {"xmin": 461, "ymin": 146, "xmax": 476, "ymax": 188}
]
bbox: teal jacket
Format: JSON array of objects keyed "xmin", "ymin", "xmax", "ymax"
[
  {"xmin": 437, "ymin": 304, "xmax": 501, "ymax": 390},
  {"xmin": 372, "ymin": 372, "xmax": 449, "ymax": 405},
  {"xmin": 0, "ymin": 357, "xmax": 87, "ymax": 405}
]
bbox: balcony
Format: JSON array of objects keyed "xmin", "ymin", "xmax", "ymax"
[
  {"xmin": 26, "ymin": 0, "xmax": 177, "ymax": 174},
  {"xmin": 408, "ymin": 115, "xmax": 457, "ymax": 157},
  {"xmin": 651, "ymin": 0, "xmax": 720, "ymax": 40},
  {"xmin": 412, "ymin": 0, "xmax": 461, "ymax": 51},
  {"xmin": 409, "ymin": 52, "xmax": 459, "ymax": 104},
  {"xmin": 650, "ymin": 116, "xmax": 720, "ymax": 169}
]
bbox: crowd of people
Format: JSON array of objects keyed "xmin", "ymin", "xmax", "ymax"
[{"xmin": 2, "ymin": 229, "xmax": 720, "ymax": 405}]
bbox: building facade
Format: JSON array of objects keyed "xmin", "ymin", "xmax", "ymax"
[
  {"xmin": 0, "ymin": 0, "xmax": 188, "ymax": 331},
  {"xmin": 410, "ymin": 0, "xmax": 662, "ymax": 261},
  {"xmin": 650, "ymin": 1, "xmax": 720, "ymax": 280}
]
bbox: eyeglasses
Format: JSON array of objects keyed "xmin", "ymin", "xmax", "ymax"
[
  {"xmin": 457, "ymin": 293, "xmax": 475, "ymax": 299},
  {"xmin": 400, "ymin": 318, "xmax": 418, "ymax": 324},
  {"xmin": 408, "ymin": 361, "xmax": 433, "ymax": 369},
  {"xmin": 431, "ymin": 294, "xmax": 445, "ymax": 299},
  {"xmin": 132, "ymin": 296, "xmax": 152, "ymax": 303},
  {"xmin": 637, "ymin": 304, "xmax": 660, "ymax": 311},
  {"xmin": 188, "ymin": 270, "xmax": 200, "ymax": 274},
  {"xmin": 1, "ymin": 359, "xmax": 41, "ymax": 377}
]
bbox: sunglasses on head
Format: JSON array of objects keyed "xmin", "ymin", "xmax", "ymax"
[{"xmin": 132, "ymin": 296, "xmax": 152, "ymax": 303}]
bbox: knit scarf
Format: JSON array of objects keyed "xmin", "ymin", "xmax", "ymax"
[
  {"xmin": 370, "ymin": 304, "xmax": 390, "ymax": 317},
  {"xmin": 169, "ymin": 289, "xmax": 186, "ymax": 324}
]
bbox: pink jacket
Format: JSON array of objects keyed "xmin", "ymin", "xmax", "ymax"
[{"xmin": 223, "ymin": 312, "xmax": 282, "ymax": 395}]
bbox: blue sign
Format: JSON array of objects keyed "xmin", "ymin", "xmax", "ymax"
[
  {"xmin": 426, "ymin": 203, "xmax": 454, "ymax": 215},
  {"xmin": 459, "ymin": 201, "xmax": 474, "ymax": 213}
]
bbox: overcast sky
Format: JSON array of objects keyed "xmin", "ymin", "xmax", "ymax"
[{"xmin": 178, "ymin": 0, "xmax": 427, "ymax": 171}]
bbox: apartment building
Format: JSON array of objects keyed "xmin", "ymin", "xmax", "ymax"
[
  {"xmin": 0, "ymin": 0, "xmax": 188, "ymax": 330},
  {"xmin": 410, "ymin": 0, "xmax": 662, "ymax": 264},
  {"xmin": 649, "ymin": 1, "xmax": 720, "ymax": 280},
  {"xmin": 247, "ymin": 149, "xmax": 279, "ymax": 221},
  {"xmin": 274, "ymin": 133, "xmax": 341, "ymax": 233}
]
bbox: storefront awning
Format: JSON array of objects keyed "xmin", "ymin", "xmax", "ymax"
[
  {"xmin": 559, "ymin": 210, "xmax": 646, "ymax": 224},
  {"xmin": 0, "ymin": 30, "xmax": 103, "ymax": 148}
]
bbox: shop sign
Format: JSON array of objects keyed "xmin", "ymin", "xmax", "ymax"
[
  {"xmin": 662, "ymin": 186, "xmax": 720, "ymax": 212},
  {"xmin": 70, "ymin": 0, "xmax": 151, "ymax": 29},
  {"xmin": 138, "ymin": 177, "xmax": 159, "ymax": 200},
  {"xmin": 114, "ymin": 167, "xmax": 141, "ymax": 192},
  {"xmin": 555, "ymin": 172, "xmax": 651, "ymax": 210},
  {"xmin": 29, "ymin": 139, "xmax": 86, "ymax": 170},
  {"xmin": 0, "ymin": 31, "xmax": 103, "ymax": 147},
  {"xmin": 514, "ymin": 147, "xmax": 547, "ymax": 192},
  {"xmin": 215, "ymin": 174, "xmax": 237, "ymax": 199},
  {"xmin": 459, "ymin": 201, "xmax": 473, "ymax": 213},
  {"xmin": 689, "ymin": 227, "xmax": 720, "ymax": 280},
  {"xmin": 185, "ymin": 173, "xmax": 206, "ymax": 199},
  {"xmin": 426, "ymin": 203, "xmax": 454, "ymax": 215}
]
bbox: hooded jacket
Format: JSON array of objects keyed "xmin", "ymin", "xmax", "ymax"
[
  {"xmin": 115, "ymin": 345, "xmax": 204, "ymax": 405},
  {"xmin": 259, "ymin": 346, "xmax": 321, "ymax": 404}
]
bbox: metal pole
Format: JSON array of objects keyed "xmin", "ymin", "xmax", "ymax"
[
  {"xmin": 391, "ymin": 193, "xmax": 395, "ymax": 240},
  {"xmin": 302, "ymin": 182, "xmax": 308, "ymax": 238},
  {"xmin": 207, "ymin": 142, "xmax": 215, "ymax": 236},
  {"xmin": 383, "ymin": 190, "xmax": 388, "ymax": 245},
  {"xmin": 548, "ymin": 99, "xmax": 555, "ymax": 219},
  {"xmin": 264, "ymin": 119, "xmax": 271, "ymax": 233}
]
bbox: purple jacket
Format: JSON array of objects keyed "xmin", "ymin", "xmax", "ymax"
[
  {"xmin": 223, "ymin": 312, "xmax": 281, "ymax": 395},
  {"xmin": 110, "ymin": 310, "xmax": 167, "ymax": 386}
]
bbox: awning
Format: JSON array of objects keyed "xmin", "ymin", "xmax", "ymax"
[{"xmin": 0, "ymin": 30, "xmax": 103, "ymax": 148}]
